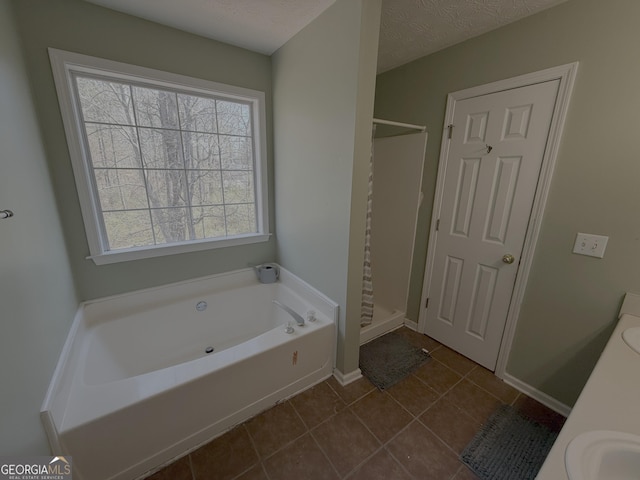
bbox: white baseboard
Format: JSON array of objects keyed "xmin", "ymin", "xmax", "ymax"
[
  {"xmin": 502, "ymin": 372, "xmax": 572, "ymax": 417},
  {"xmin": 360, "ymin": 311, "xmax": 405, "ymax": 345},
  {"xmin": 403, "ymin": 319, "xmax": 419, "ymax": 331},
  {"xmin": 333, "ymin": 368, "xmax": 362, "ymax": 386}
]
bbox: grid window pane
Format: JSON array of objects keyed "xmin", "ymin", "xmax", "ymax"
[
  {"xmin": 182, "ymin": 132, "xmax": 221, "ymax": 170},
  {"xmin": 225, "ymin": 203, "xmax": 256, "ymax": 235},
  {"xmin": 133, "ymin": 86, "xmax": 179, "ymax": 129},
  {"xmin": 189, "ymin": 170, "xmax": 223, "ymax": 206},
  {"xmin": 85, "ymin": 124, "xmax": 141, "ymax": 169},
  {"xmin": 103, "ymin": 210, "xmax": 154, "ymax": 249},
  {"xmin": 139, "ymin": 128, "xmax": 185, "ymax": 169},
  {"xmin": 219, "ymin": 135, "xmax": 253, "ymax": 170},
  {"xmin": 151, "ymin": 207, "xmax": 191, "ymax": 244},
  {"xmin": 217, "ymin": 100, "xmax": 252, "ymax": 136},
  {"xmin": 95, "ymin": 168, "xmax": 148, "ymax": 211},
  {"xmin": 192, "ymin": 206, "xmax": 226, "ymax": 239},
  {"xmin": 144, "ymin": 170, "xmax": 188, "ymax": 208},
  {"xmin": 76, "ymin": 77, "xmax": 134, "ymax": 125},
  {"xmin": 178, "ymin": 94, "xmax": 217, "ymax": 133},
  {"xmin": 223, "ymin": 171, "xmax": 254, "ymax": 204}
]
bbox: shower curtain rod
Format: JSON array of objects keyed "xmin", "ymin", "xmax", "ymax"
[{"xmin": 373, "ymin": 117, "xmax": 426, "ymax": 132}]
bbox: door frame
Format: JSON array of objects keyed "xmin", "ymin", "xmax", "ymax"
[{"xmin": 418, "ymin": 62, "xmax": 579, "ymax": 379}]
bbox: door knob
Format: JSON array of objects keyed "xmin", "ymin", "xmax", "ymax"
[{"xmin": 502, "ymin": 254, "xmax": 515, "ymax": 264}]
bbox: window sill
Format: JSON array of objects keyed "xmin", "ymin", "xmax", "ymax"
[{"xmin": 88, "ymin": 233, "xmax": 271, "ymax": 265}]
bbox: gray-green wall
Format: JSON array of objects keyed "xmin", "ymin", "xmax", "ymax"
[
  {"xmin": 273, "ymin": 0, "xmax": 381, "ymax": 375},
  {"xmin": 0, "ymin": 0, "xmax": 78, "ymax": 454},
  {"xmin": 11, "ymin": 0, "xmax": 276, "ymax": 301},
  {"xmin": 374, "ymin": 0, "xmax": 640, "ymax": 406}
]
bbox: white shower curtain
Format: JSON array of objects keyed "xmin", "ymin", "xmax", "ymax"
[{"xmin": 360, "ymin": 126, "xmax": 375, "ymax": 327}]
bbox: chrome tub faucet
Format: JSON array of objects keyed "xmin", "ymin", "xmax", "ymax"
[{"xmin": 272, "ymin": 300, "xmax": 305, "ymax": 326}]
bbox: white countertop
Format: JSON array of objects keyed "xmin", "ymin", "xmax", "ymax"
[{"xmin": 536, "ymin": 294, "xmax": 640, "ymax": 479}]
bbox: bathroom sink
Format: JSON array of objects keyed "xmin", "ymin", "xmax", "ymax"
[
  {"xmin": 565, "ymin": 430, "xmax": 640, "ymax": 480},
  {"xmin": 622, "ymin": 327, "xmax": 640, "ymax": 355}
]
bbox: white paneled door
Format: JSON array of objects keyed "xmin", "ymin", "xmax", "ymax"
[{"xmin": 424, "ymin": 79, "xmax": 560, "ymax": 370}]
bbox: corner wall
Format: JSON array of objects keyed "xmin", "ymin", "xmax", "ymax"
[
  {"xmin": 0, "ymin": 0, "xmax": 78, "ymax": 454},
  {"xmin": 374, "ymin": 0, "xmax": 640, "ymax": 405},
  {"xmin": 272, "ymin": 0, "xmax": 381, "ymax": 375}
]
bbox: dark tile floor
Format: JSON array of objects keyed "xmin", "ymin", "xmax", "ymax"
[{"xmin": 147, "ymin": 327, "xmax": 566, "ymax": 480}]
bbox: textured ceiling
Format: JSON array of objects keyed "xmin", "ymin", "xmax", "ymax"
[
  {"xmin": 378, "ymin": 0, "xmax": 568, "ymax": 72},
  {"xmin": 85, "ymin": 0, "xmax": 568, "ymax": 72}
]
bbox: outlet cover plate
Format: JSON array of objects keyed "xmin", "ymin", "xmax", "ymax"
[{"xmin": 573, "ymin": 232, "xmax": 608, "ymax": 258}]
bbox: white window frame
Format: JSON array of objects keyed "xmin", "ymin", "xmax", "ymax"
[{"xmin": 49, "ymin": 48, "xmax": 270, "ymax": 265}]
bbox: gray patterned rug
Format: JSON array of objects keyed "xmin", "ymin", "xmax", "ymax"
[
  {"xmin": 461, "ymin": 404, "xmax": 559, "ymax": 480},
  {"xmin": 359, "ymin": 330, "xmax": 431, "ymax": 390}
]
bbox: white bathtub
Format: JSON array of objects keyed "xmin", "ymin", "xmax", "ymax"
[{"xmin": 41, "ymin": 266, "xmax": 337, "ymax": 480}]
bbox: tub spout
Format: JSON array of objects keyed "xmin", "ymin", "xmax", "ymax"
[{"xmin": 272, "ymin": 300, "xmax": 305, "ymax": 326}]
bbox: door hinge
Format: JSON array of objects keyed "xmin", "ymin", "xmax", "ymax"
[
  {"xmin": 447, "ymin": 124, "xmax": 454, "ymax": 139},
  {"xmin": 425, "ymin": 298, "xmax": 429, "ymax": 308},
  {"xmin": 435, "ymin": 218, "xmax": 440, "ymax": 231}
]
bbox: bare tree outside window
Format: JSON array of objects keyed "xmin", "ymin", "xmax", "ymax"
[{"xmin": 75, "ymin": 76, "xmax": 257, "ymax": 251}]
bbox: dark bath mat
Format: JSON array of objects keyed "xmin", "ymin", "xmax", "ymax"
[
  {"xmin": 359, "ymin": 330, "xmax": 431, "ymax": 390},
  {"xmin": 460, "ymin": 404, "xmax": 559, "ymax": 480}
]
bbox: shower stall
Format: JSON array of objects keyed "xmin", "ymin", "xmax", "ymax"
[{"xmin": 360, "ymin": 119, "xmax": 427, "ymax": 344}]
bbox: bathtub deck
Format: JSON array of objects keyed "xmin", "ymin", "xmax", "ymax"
[{"xmin": 144, "ymin": 328, "xmax": 566, "ymax": 480}]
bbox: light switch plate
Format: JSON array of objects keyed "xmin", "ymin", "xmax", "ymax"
[{"xmin": 573, "ymin": 232, "xmax": 608, "ymax": 258}]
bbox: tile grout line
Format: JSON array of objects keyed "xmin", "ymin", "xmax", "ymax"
[
  {"xmin": 453, "ymin": 463, "xmax": 476, "ymax": 480},
  {"xmin": 299, "ymin": 382, "xmax": 410, "ymax": 478},
  {"xmin": 234, "ymin": 424, "xmax": 270, "ymax": 480},
  {"xmin": 462, "ymin": 365, "xmax": 524, "ymax": 405},
  {"xmin": 382, "ymin": 418, "xmax": 440, "ymax": 480},
  {"xmin": 339, "ymin": 403, "xmax": 386, "ymax": 474},
  {"xmin": 376, "ymin": 350, "xmax": 474, "ymax": 423},
  {"xmin": 288, "ymin": 383, "xmax": 353, "ymax": 434},
  {"xmin": 431, "ymin": 349, "xmax": 479, "ymax": 379},
  {"xmin": 364, "ymin": 333, "xmax": 478, "ymax": 474},
  {"xmin": 381, "ymin": 387, "xmax": 421, "ymax": 420},
  {"xmin": 253, "ymin": 396, "xmax": 343, "ymax": 479},
  {"xmin": 247, "ymin": 421, "xmax": 309, "ymax": 462},
  {"xmin": 307, "ymin": 427, "xmax": 350, "ymax": 479},
  {"xmin": 305, "ymin": 387, "xmax": 417, "ymax": 479},
  {"xmin": 386, "ymin": 376, "xmax": 444, "ymax": 419},
  {"xmin": 187, "ymin": 453, "xmax": 196, "ymax": 480},
  {"xmin": 420, "ymin": 357, "xmax": 513, "ymax": 420},
  {"xmin": 348, "ymin": 376, "xmax": 462, "ymax": 478},
  {"xmin": 326, "ymin": 379, "xmax": 376, "ymax": 407},
  {"xmin": 467, "ymin": 378, "xmax": 517, "ymax": 406},
  {"xmin": 416, "ymin": 408, "xmax": 475, "ymax": 460},
  {"xmin": 255, "ymin": 462, "xmax": 271, "ymax": 480},
  {"xmin": 288, "ymin": 394, "xmax": 315, "ymax": 431},
  {"xmin": 346, "ymin": 416, "xmax": 424, "ymax": 480},
  {"xmin": 425, "ymin": 358, "xmax": 467, "ymax": 397},
  {"xmin": 412, "ymin": 363, "xmax": 528, "ymax": 473},
  {"xmin": 334, "ymin": 404, "xmax": 384, "ymax": 475},
  {"xmin": 404, "ymin": 358, "xmax": 503, "ymax": 461},
  {"xmin": 382, "ymin": 444, "xmax": 420, "ymax": 480}
]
